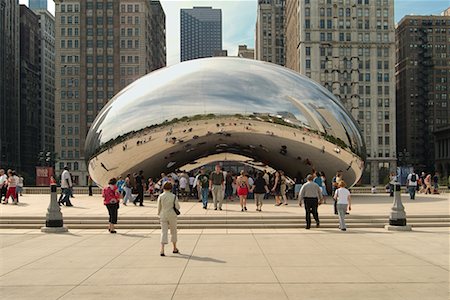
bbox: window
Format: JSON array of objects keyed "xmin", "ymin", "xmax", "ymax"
[{"xmin": 306, "ymin": 60, "xmax": 311, "ymax": 69}]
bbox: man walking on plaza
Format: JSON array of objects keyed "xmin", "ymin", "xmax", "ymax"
[
  {"xmin": 58, "ymin": 166, "xmax": 73, "ymax": 206},
  {"xmin": 133, "ymin": 170, "xmax": 145, "ymax": 206},
  {"xmin": 298, "ymin": 174, "xmax": 323, "ymax": 229},
  {"xmin": 197, "ymin": 167, "xmax": 209, "ymax": 209},
  {"xmin": 209, "ymin": 164, "xmax": 225, "ymax": 210},
  {"xmin": 332, "ymin": 170, "xmax": 343, "ymax": 215},
  {"xmin": 406, "ymin": 170, "xmax": 418, "ymax": 200}
]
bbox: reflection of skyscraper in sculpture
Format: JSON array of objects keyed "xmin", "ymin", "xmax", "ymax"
[
  {"xmin": 286, "ymin": 96, "xmax": 324, "ymax": 133},
  {"xmin": 316, "ymin": 107, "xmax": 348, "ymax": 143}
]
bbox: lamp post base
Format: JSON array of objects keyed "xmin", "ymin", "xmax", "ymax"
[
  {"xmin": 41, "ymin": 226, "xmax": 69, "ymax": 233},
  {"xmin": 384, "ymin": 225, "xmax": 412, "ymax": 231}
]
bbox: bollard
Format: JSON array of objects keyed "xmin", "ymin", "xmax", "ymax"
[
  {"xmin": 41, "ymin": 185, "xmax": 68, "ymax": 233},
  {"xmin": 385, "ymin": 183, "xmax": 412, "ymax": 231}
]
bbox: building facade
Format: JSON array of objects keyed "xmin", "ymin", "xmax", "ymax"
[
  {"xmin": 150, "ymin": 0, "xmax": 166, "ymax": 70},
  {"xmin": 285, "ymin": 0, "xmax": 397, "ymax": 185},
  {"xmin": 0, "ymin": 0, "xmax": 20, "ymax": 171},
  {"xmin": 54, "ymin": 0, "xmax": 166, "ymax": 185},
  {"xmin": 237, "ymin": 45, "xmax": 255, "ymax": 59},
  {"xmin": 19, "ymin": 4, "xmax": 42, "ymax": 180},
  {"xmin": 396, "ymin": 14, "xmax": 450, "ymax": 173},
  {"xmin": 31, "ymin": 7, "xmax": 55, "ymax": 155},
  {"xmin": 180, "ymin": 7, "xmax": 222, "ymax": 62},
  {"xmin": 284, "ymin": 0, "xmax": 298, "ymax": 71},
  {"xmin": 255, "ymin": 0, "xmax": 285, "ymax": 66},
  {"xmin": 434, "ymin": 127, "xmax": 450, "ymax": 180}
]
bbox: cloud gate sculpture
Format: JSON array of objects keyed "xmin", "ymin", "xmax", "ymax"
[{"xmin": 85, "ymin": 58, "xmax": 365, "ymax": 187}]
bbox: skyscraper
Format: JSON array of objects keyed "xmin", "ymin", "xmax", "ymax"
[
  {"xmin": 0, "ymin": 0, "xmax": 20, "ymax": 170},
  {"xmin": 19, "ymin": 4, "xmax": 42, "ymax": 179},
  {"xmin": 150, "ymin": 0, "xmax": 166, "ymax": 70},
  {"xmin": 29, "ymin": 0, "xmax": 47, "ymax": 10},
  {"xmin": 285, "ymin": 0, "xmax": 397, "ymax": 185},
  {"xmin": 237, "ymin": 45, "xmax": 254, "ymax": 59},
  {"xmin": 180, "ymin": 7, "xmax": 222, "ymax": 62},
  {"xmin": 255, "ymin": 0, "xmax": 285, "ymax": 66},
  {"xmin": 30, "ymin": 3, "xmax": 55, "ymax": 155},
  {"xmin": 54, "ymin": 0, "xmax": 166, "ymax": 185},
  {"xmin": 396, "ymin": 13, "xmax": 450, "ymax": 172}
]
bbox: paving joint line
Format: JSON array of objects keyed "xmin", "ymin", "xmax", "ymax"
[{"xmin": 170, "ymin": 230, "xmax": 203, "ymax": 300}]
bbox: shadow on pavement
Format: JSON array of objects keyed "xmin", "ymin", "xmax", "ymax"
[{"xmin": 169, "ymin": 253, "xmax": 227, "ymax": 264}]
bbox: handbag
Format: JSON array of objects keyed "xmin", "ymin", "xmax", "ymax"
[{"xmin": 173, "ymin": 195, "xmax": 181, "ymax": 215}]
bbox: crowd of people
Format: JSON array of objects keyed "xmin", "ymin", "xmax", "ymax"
[
  {"xmin": 0, "ymin": 169, "xmax": 24, "ymax": 205},
  {"xmin": 406, "ymin": 170, "xmax": 442, "ymax": 200}
]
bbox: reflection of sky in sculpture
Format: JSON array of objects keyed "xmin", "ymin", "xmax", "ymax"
[{"xmin": 86, "ymin": 57, "xmax": 364, "ymax": 158}]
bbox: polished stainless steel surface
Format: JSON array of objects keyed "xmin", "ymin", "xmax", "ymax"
[{"xmin": 86, "ymin": 58, "xmax": 365, "ymax": 187}]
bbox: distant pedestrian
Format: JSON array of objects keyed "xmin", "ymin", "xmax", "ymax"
[
  {"xmin": 116, "ymin": 176, "xmax": 125, "ymax": 197},
  {"xmin": 433, "ymin": 173, "xmax": 439, "ymax": 194},
  {"xmin": 320, "ymin": 171, "xmax": 328, "ymax": 199},
  {"xmin": 334, "ymin": 181, "xmax": 352, "ymax": 231},
  {"xmin": 3, "ymin": 170, "xmax": 19, "ymax": 205},
  {"xmin": 209, "ymin": 164, "xmax": 225, "ymax": 210},
  {"xmin": 236, "ymin": 170, "xmax": 250, "ymax": 212},
  {"xmin": 389, "ymin": 172, "xmax": 397, "ymax": 197},
  {"xmin": 224, "ymin": 171, "xmax": 234, "ymax": 200},
  {"xmin": 271, "ymin": 171, "xmax": 282, "ymax": 206},
  {"xmin": 122, "ymin": 174, "xmax": 133, "ymax": 205},
  {"xmin": 133, "ymin": 170, "xmax": 144, "ymax": 206},
  {"xmin": 406, "ymin": 170, "xmax": 418, "ymax": 200},
  {"xmin": 424, "ymin": 174, "xmax": 432, "ymax": 194},
  {"xmin": 252, "ymin": 172, "xmax": 269, "ymax": 212},
  {"xmin": 58, "ymin": 167, "xmax": 73, "ymax": 206},
  {"xmin": 16, "ymin": 175, "xmax": 24, "ymax": 197},
  {"xmin": 102, "ymin": 178, "xmax": 121, "ymax": 234},
  {"xmin": 157, "ymin": 181, "xmax": 180, "ymax": 256},
  {"xmin": 197, "ymin": 167, "xmax": 209, "ymax": 209},
  {"xmin": 332, "ymin": 171, "xmax": 343, "ymax": 214},
  {"xmin": 280, "ymin": 170, "xmax": 288, "ymax": 205},
  {"xmin": 298, "ymin": 174, "xmax": 323, "ymax": 229},
  {"xmin": 88, "ymin": 175, "xmax": 93, "ymax": 196},
  {"xmin": 0, "ymin": 169, "xmax": 7, "ymax": 202}
]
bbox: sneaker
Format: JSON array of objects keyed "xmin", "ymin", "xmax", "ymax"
[
  {"xmin": 316, "ymin": 223, "xmax": 320, "ymax": 228},
  {"xmin": 203, "ymin": 206, "xmax": 207, "ymax": 209},
  {"xmin": 341, "ymin": 228, "xmax": 347, "ymax": 231},
  {"xmin": 244, "ymin": 207, "xmax": 247, "ymax": 211},
  {"xmin": 214, "ymin": 208, "xmax": 217, "ymax": 210},
  {"xmin": 219, "ymin": 208, "xmax": 222, "ymax": 211},
  {"xmin": 241, "ymin": 209, "xmax": 244, "ymax": 212}
]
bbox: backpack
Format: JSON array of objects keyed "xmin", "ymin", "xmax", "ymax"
[{"xmin": 410, "ymin": 174, "xmax": 417, "ymax": 182}]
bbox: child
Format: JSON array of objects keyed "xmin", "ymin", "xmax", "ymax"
[{"xmin": 371, "ymin": 186, "xmax": 377, "ymax": 194}]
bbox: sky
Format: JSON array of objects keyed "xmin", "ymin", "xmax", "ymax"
[{"xmin": 20, "ymin": 0, "xmax": 450, "ymax": 66}]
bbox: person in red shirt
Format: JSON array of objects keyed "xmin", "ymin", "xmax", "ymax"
[{"xmin": 102, "ymin": 178, "xmax": 121, "ymax": 233}]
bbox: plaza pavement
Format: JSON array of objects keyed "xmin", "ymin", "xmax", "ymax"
[
  {"xmin": 0, "ymin": 192, "xmax": 449, "ymax": 299},
  {"xmin": 0, "ymin": 227, "xmax": 448, "ymax": 300}
]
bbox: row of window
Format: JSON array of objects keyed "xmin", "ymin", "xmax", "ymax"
[
  {"xmin": 120, "ymin": 39, "xmax": 140, "ymax": 49},
  {"xmin": 60, "ymin": 40, "xmax": 79, "ymax": 49},
  {"xmin": 358, "ymin": 111, "xmax": 391, "ymax": 121},
  {"xmin": 60, "ymin": 138, "xmax": 80, "ymax": 147},
  {"xmin": 58, "ymin": 162, "xmax": 80, "ymax": 171},
  {"xmin": 86, "ymin": 55, "xmax": 114, "ymax": 64},
  {"xmin": 60, "ymin": 125, "xmax": 79, "ymax": 135},
  {"xmin": 60, "ymin": 16, "xmax": 79, "ymax": 25},
  {"xmin": 305, "ymin": 0, "xmax": 389, "ymax": 6},
  {"xmin": 59, "ymin": 151, "xmax": 81, "ymax": 160},
  {"xmin": 120, "ymin": 28, "xmax": 140, "ymax": 37},
  {"xmin": 121, "ymin": 4, "xmax": 140, "ymax": 13}
]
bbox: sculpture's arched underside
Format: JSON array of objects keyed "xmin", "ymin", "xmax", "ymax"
[{"xmin": 85, "ymin": 58, "xmax": 366, "ymax": 187}]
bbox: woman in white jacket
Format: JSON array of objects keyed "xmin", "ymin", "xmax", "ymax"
[{"xmin": 157, "ymin": 181, "xmax": 181, "ymax": 256}]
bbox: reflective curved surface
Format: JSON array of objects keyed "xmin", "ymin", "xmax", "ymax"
[{"xmin": 86, "ymin": 57, "xmax": 365, "ymax": 187}]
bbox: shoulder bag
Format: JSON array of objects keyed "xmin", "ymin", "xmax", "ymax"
[{"xmin": 173, "ymin": 195, "xmax": 180, "ymax": 215}]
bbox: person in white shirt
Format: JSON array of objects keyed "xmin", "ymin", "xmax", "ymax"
[
  {"xmin": 179, "ymin": 175, "xmax": 188, "ymax": 201},
  {"xmin": 157, "ymin": 181, "xmax": 180, "ymax": 256},
  {"xmin": 0, "ymin": 169, "xmax": 8, "ymax": 202},
  {"xmin": 333, "ymin": 181, "xmax": 352, "ymax": 231},
  {"xmin": 406, "ymin": 171, "xmax": 418, "ymax": 200},
  {"xmin": 58, "ymin": 167, "xmax": 73, "ymax": 206},
  {"xmin": 16, "ymin": 175, "xmax": 24, "ymax": 196}
]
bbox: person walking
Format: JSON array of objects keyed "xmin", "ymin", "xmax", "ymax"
[
  {"xmin": 406, "ymin": 170, "xmax": 419, "ymax": 200},
  {"xmin": 102, "ymin": 178, "xmax": 121, "ymax": 233},
  {"xmin": 236, "ymin": 170, "xmax": 250, "ymax": 212},
  {"xmin": 88, "ymin": 176, "xmax": 93, "ymax": 196},
  {"xmin": 0, "ymin": 169, "xmax": 8, "ymax": 203},
  {"xmin": 298, "ymin": 174, "xmax": 323, "ymax": 229},
  {"xmin": 3, "ymin": 170, "xmax": 19, "ymax": 205},
  {"xmin": 225, "ymin": 171, "xmax": 234, "ymax": 201},
  {"xmin": 331, "ymin": 171, "xmax": 343, "ymax": 215},
  {"xmin": 319, "ymin": 172, "xmax": 328, "ymax": 200},
  {"xmin": 209, "ymin": 164, "xmax": 225, "ymax": 210},
  {"xmin": 133, "ymin": 170, "xmax": 145, "ymax": 206},
  {"xmin": 122, "ymin": 174, "xmax": 133, "ymax": 205},
  {"xmin": 433, "ymin": 172, "xmax": 439, "ymax": 194},
  {"xmin": 280, "ymin": 170, "xmax": 288, "ymax": 205},
  {"xmin": 157, "ymin": 182, "xmax": 180, "ymax": 256},
  {"xmin": 58, "ymin": 167, "xmax": 73, "ymax": 206},
  {"xmin": 334, "ymin": 181, "xmax": 352, "ymax": 231},
  {"xmin": 389, "ymin": 172, "xmax": 397, "ymax": 197},
  {"xmin": 263, "ymin": 170, "xmax": 270, "ymax": 199},
  {"xmin": 16, "ymin": 175, "xmax": 24, "ymax": 197},
  {"xmin": 271, "ymin": 171, "xmax": 282, "ymax": 206},
  {"xmin": 424, "ymin": 174, "xmax": 432, "ymax": 194},
  {"xmin": 116, "ymin": 176, "xmax": 125, "ymax": 197},
  {"xmin": 197, "ymin": 167, "xmax": 209, "ymax": 209},
  {"xmin": 252, "ymin": 172, "xmax": 269, "ymax": 212}
]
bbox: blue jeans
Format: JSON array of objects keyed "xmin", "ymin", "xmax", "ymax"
[
  {"xmin": 408, "ymin": 186, "xmax": 416, "ymax": 200},
  {"xmin": 201, "ymin": 188, "xmax": 209, "ymax": 207}
]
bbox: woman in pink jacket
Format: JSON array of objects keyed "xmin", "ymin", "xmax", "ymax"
[{"xmin": 102, "ymin": 178, "xmax": 121, "ymax": 233}]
